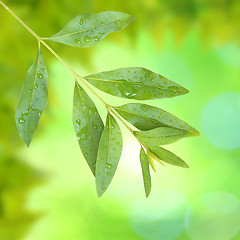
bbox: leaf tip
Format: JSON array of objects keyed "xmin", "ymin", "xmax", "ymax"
[
  {"xmin": 194, "ymin": 129, "xmax": 201, "ymax": 136},
  {"xmin": 97, "ymin": 188, "xmax": 105, "ymax": 198},
  {"xmin": 187, "ymin": 129, "xmax": 200, "ymax": 138},
  {"xmin": 146, "ymin": 190, "xmax": 151, "ymax": 198},
  {"xmin": 24, "ymin": 138, "xmax": 31, "ymax": 148},
  {"xmin": 183, "ymin": 162, "xmax": 190, "ymax": 168},
  {"xmin": 131, "ymin": 16, "xmax": 136, "ymax": 22},
  {"xmin": 182, "ymin": 87, "xmax": 190, "ymax": 95}
]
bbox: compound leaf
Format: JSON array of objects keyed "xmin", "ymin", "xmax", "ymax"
[
  {"xmin": 15, "ymin": 49, "xmax": 48, "ymax": 147},
  {"xmin": 134, "ymin": 127, "xmax": 187, "ymax": 146},
  {"xmin": 73, "ymin": 82, "xmax": 104, "ymax": 175},
  {"xmin": 147, "ymin": 145, "xmax": 189, "ymax": 168},
  {"xmin": 114, "ymin": 103, "xmax": 199, "ymax": 136},
  {"xmin": 140, "ymin": 147, "xmax": 151, "ymax": 197},
  {"xmin": 84, "ymin": 67, "xmax": 189, "ymax": 100},
  {"xmin": 95, "ymin": 113, "xmax": 123, "ymax": 197},
  {"xmin": 48, "ymin": 11, "xmax": 135, "ymax": 48}
]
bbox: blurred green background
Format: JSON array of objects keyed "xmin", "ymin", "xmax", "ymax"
[{"xmin": 1, "ymin": 0, "xmax": 240, "ymax": 239}]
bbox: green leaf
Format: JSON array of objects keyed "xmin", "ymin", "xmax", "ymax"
[
  {"xmin": 84, "ymin": 67, "xmax": 189, "ymax": 100},
  {"xmin": 134, "ymin": 127, "xmax": 187, "ymax": 146},
  {"xmin": 15, "ymin": 49, "xmax": 48, "ymax": 147},
  {"xmin": 146, "ymin": 151, "xmax": 156, "ymax": 172},
  {"xmin": 48, "ymin": 11, "xmax": 135, "ymax": 48},
  {"xmin": 114, "ymin": 103, "xmax": 199, "ymax": 136},
  {"xmin": 95, "ymin": 113, "xmax": 123, "ymax": 197},
  {"xmin": 140, "ymin": 147, "xmax": 151, "ymax": 197},
  {"xmin": 73, "ymin": 82, "xmax": 104, "ymax": 175},
  {"xmin": 147, "ymin": 145, "xmax": 189, "ymax": 168}
]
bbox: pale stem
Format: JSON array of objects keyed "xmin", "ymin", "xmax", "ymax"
[{"xmin": 0, "ymin": 0, "xmax": 137, "ymax": 140}]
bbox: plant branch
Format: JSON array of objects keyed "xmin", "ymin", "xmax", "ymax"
[{"xmin": 0, "ymin": 0, "xmax": 140, "ymax": 144}]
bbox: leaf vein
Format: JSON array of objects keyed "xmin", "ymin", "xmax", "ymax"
[
  {"xmin": 26, "ymin": 49, "xmax": 41, "ymax": 140},
  {"xmin": 85, "ymin": 77, "xmax": 181, "ymax": 92},
  {"xmin": 50, "ymin": 18, "xmax": 130, "ymax": 40},
  {"xmin": 76, "ymin": 84, "xmax": 93, "ymax": 146}
]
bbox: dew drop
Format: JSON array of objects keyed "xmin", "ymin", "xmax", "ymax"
[
  {"xmin": 141, "ymin": 105, "xmax": 147, "ymax": 112},
  {"xmin": 74, "ymin": 39, "xmax": 82, "ymax": 45},
  {"xmin": 84, "ymin": 36, "xmax": 91, "ymax": 42},
  {"xmin": 125, "ymin": 92, "xmax": 136, "ymax": 98},
  {"xmin": 93, "ymin": 36, "xmax": 99, "ymax": 41},
  {"xmin": 98, "ymin": 32, "xmax": 104, "ymax": 37},
  {"xmin": 18, "ymin": 117, "xmax": 25, "ymax": 124},
  {"xmin": 103, "ymin": 188, "xmax": 106, "ymax": 191},
  {"xmin": 107, "ymin": 172, "xmax": 111, "ymax": 176},
  {"xmin": 112, "ymin": 138, "xmax": 115, "ymax": 141},
  {"xmin": 75, "ymin": 119, "xmax": 81, "ymax": 127},
  {"xmin": 79, "ymin": 18, "xmax": 84, "ymax": 25},
  {"xmin": 41, "ymin": 84, "xmax": 45, "ymax": 88},
  {"xmin": 116, "ymin": 142, "xmax": 120, "ymax": 145},
  {"xmin": 106, "ymin": 163, "xmax": 112, "ymax": 169},
  {"xmin": 37, "ymin": 73, "xmax": 43, "ymax": 79},
  {"xmin": 145, "ymin": 72, "xmax": 154, "ymax": 81},
  {"xmin": 84, "ymin": 153, "xmax": 88, "ymax": 157},
  {"xmin": 34, "ymin": 83, "xmax": 38, "ymax": 89},
  {"xmin": 21, "ymin": 110, "xmax": 28, "ymax": 116},
  {"xmin": 116, "ymin": 21, "xmax": 121, "ymax": 24}
]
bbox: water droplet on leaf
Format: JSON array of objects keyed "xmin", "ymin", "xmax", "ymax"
[
  {"xmin": 93, "ymin": 36, "xmax": 99, "ymax": 41},
  {"xmin": 106, "ymin": 163, "xmax": 112, "ymax": 169},
  {"xmin": 141, "ymin": 105, "xmax": 147, "ymax": 112},
  {"xmin": 75, "ymin": 119, "xmax": 81, "ymax": 127},
  {"xmin": 18, "ymin": 117, "xmax": 25, "ymax": 124},
  {"xmin": 145, "ymin": 72, "xmax": 154, "ymax": 81},
  {"xmin": 74, "ymin": 39, "xmax": 82, "ymax": 44},
  {"xmin": 84, "ymin": 36, "xmax": 91, "ymax": 42},
  {"xmin": 37, "ymin": 73, "xmax": 43, "ymax": 79}
]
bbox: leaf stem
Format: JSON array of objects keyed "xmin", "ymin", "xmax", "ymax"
[
  {"xmin": 0, "ymin": 1, "xmax": 142, "ymax": 149},
  {"xmin": 76, "ymin": 75, "xmax": 110, "ymax": 109}
]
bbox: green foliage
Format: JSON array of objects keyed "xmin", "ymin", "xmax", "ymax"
[
  {"xmin": 73, "ymin": 82, "xmax": 104, "ymax": 175},
  {"xmin": 85, "ymin": 68, "xmax": 189, "ymax": 100},
  {"xmin": 15, "ymin": 49, "xmax": 48, "ymax": 147},
  {"xmin": 134, "ymin": 127, "xmax": 188, "ymax": 146},
  {"xmin": 114, "ymin": 103, "xmax": 199, "ymax": 135},
  {"xmin": 48, "ymin": 12, "xmax": 135, "ymax": 48},
  {"xmin": 140, "ymin": 147, "xmax": 151, "ymax": 197},
  {"xmin": 95, "ymin": 113, "xmax": 123, "ymax": 197},
  {"xmin": 1, "ymin": 2, "xmax": 199, "ymax": 197},
  {"xmin": 146, "ymin": 145, "xmax": 189, "ymax": 168}
]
